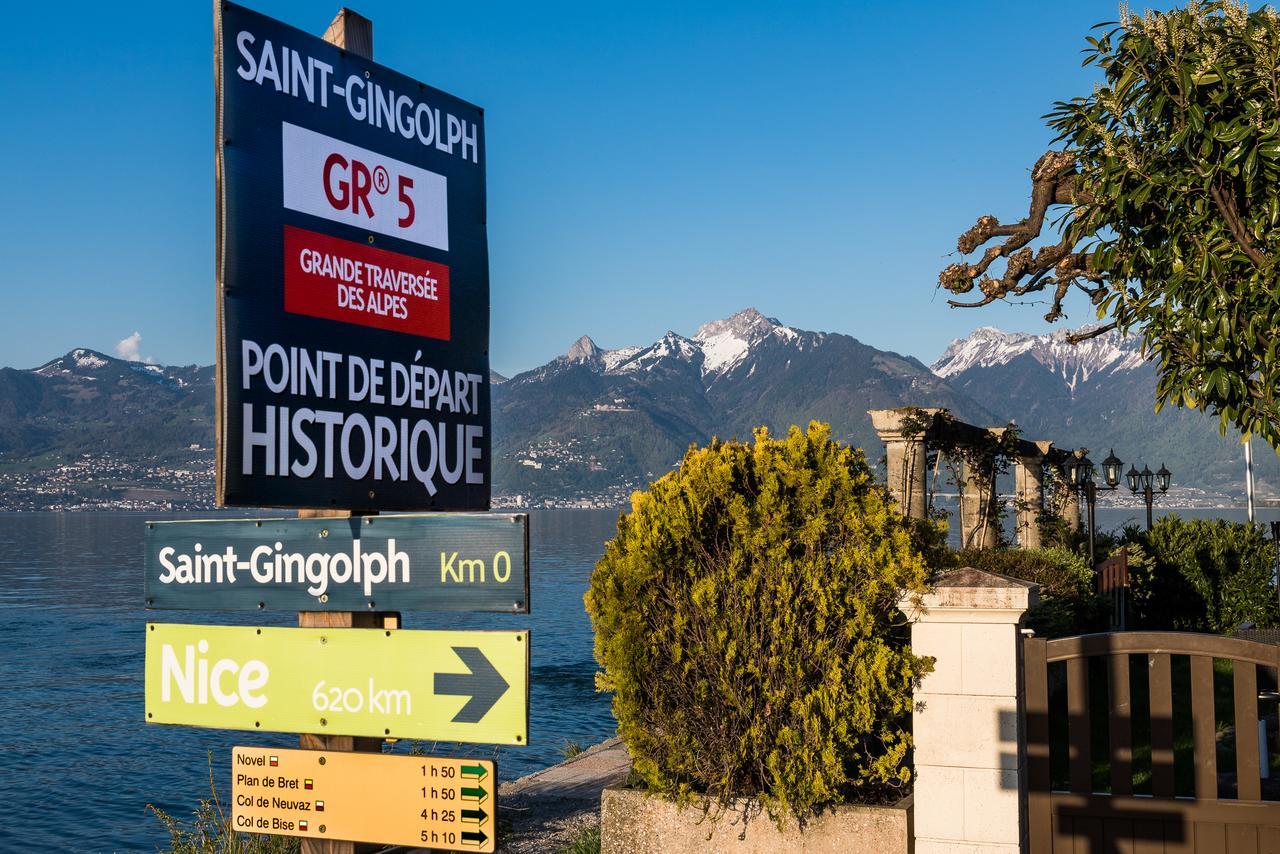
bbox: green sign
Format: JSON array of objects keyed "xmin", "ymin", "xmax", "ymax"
[
  {"xmin": 144, "ymin": 514, "xmax": 528, "ymax": 613},
  {"xmin": 145, "ymin": 623, "xmax": 527, "ymax": 744}
]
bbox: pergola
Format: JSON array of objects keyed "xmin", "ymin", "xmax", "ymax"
[{"xmin": 868, "ymin": 407, "xmax": 1081, "ymax": 549}]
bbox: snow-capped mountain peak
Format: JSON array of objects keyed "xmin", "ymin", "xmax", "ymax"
[
  {"xmin": 931, "ymin": 324, "xmax": 1148, "ymax": 392},
  {"xmin": 609, "ymin": 331, "xmax": 702, "ymax": 374},
  {"xmin": 539, "ymin": 309, "xmax": 808, "ymax": 382},
  {"xmin": 693, "ymin": 307, "xmax": 799, "ymax": 376},
  {"xmin": 35, "ymin": 348, "xmax": 112, "ymax": 376}
]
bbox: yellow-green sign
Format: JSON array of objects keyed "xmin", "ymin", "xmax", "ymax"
[{"xmin": 145, "ymin": 623, "xmax": 527, "ymax": 744}]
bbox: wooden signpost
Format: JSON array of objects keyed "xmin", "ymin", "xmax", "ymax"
[{"xmin": 231, "ymin": 746, "xmax": 496, "ymax": 851}]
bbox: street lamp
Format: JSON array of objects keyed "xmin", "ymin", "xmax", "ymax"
[
  {"xmin": 1128, "ymin": 462, "xmax": 1171, "ymax": 530},
  {"xmin": 1065, "ymin": 452, "xmax": 1107, "ymax": 566},
  {"xmin": 1062, "ymin": 449, "xmax": 1130, "ymax": 567},
  {"xmin": 1102, "ymin": 449, "xmax": 1124, "ymax": 489}
]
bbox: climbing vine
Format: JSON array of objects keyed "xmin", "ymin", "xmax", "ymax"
[{"xmin": 896, "ymin": 408, "xmax": 1022, "ymax": 548}]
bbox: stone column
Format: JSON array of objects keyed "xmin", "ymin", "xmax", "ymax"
[
  {"xmin": 1014, "ymin": 442, "xmax": 1051, "ymax": 550},
  {"xmin": 868, "ymin": 408, "xmax": 937, "ymax": 520},
  {"xmin": 901, "ymin": 569, "xmax": 1038, "ymax": 854},
  {"xmin": 958, "ymin": 457, "xmax": 1000, "ymax": 549}
]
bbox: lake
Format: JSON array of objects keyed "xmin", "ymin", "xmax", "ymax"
[
  {"xmin": 2, "ymin": 504, "xmax": 1278, "ymax": 851},
  {"xmin": 0, "ymin": 509, "xmax": 622, "ymax": 852}
]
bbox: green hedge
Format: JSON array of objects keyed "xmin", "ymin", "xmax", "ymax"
[
  {"xmin": 951, "ymin": 547, "xmax": 1108, "ymax": 638},
  {"xmin": 585, "ymin": 423, "xmax": 930, "ymax": 822},
  {"xmin": 1119, "ymin": 517, "xmax": 1280, "ymax": 634}
]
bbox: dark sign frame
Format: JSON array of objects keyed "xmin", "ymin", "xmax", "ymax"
[{"xmin": 214, "ymin": 2, "xmax": 490, "ymax": 511}]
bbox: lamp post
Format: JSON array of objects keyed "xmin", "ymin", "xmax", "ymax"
[
  {"xmin": 1126, "ymin": 461, "xmax": 1171, "ymax": 530},
  {"xmin": 1063, "ymin": 449, "xmax": 1125, "ymax": 567}
]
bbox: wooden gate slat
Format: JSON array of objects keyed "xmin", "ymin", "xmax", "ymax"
[
  {"xmin": 1227, "ymin": 824, "xmax": 1260, "ymax": 854},
  {"xmin": 1191, "ymin": 654, "xmax": 1219, "ymax": 800},
  {"xmin": 1134, "ymin": 818, "xmax": 1166, "ymax": 854},
  {"xmin": 1053, "ymin": 811, "xmax": 1073, "ymax": 854},
  {"xmin": 1026, "ymin": 637, "xmax": 1052, "ymax": 854},
  {"xmin": 1164, "ymin": 816, "xmax": 1194, "ymax": 854},
  {"xmin": 1074, "ymin": 817, "xmax": 1103, "ymax": 854},
  {"xmin": 1235, "ymin": 662, "xmax": 1261, "ymax": 801},
  {"xmin": 1104, "ymin": 817, "xmax": 1135, "ymax": 854},
  {"xmin": 1149, "ymin": 652, "xmax": 1175, "ymax": 798},
  {"xmin": 1068, "ymin": 656, "xmax": 1092, "ymax": 794},
  {"xmin": 1110, "ymin": 653, "xmax": 1133, "ymax": 796},
  {"xmin": 1197, "ymin": 821, "xmax": 1228, "ymax": 854},
  {"xmin": 1259, "ymin": 826, "xmax": 1280, "ymax": 854}
]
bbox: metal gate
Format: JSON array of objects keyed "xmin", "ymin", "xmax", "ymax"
[{"xmin": 1026, "ymin": 632, "xmax": 1280, "ymax": 852}]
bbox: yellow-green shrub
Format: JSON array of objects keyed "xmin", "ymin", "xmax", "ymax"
[{"xmin": 585, "ymin": 423, "xmax": 930, "ymax": 822}]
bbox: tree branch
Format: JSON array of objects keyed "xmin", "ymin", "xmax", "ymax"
[
  {"xmin": 1065, "ymin": 322, "xmax": 1118, "ymax": 343},
  {"xmin": 1209, "ymin": 177, "xmax": 1268, "ymax": 266},
  {"xmin": 941, "ymin": 151, "xmax": 1102, "ymax": 311}
]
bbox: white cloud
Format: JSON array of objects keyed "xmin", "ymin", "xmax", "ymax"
[{"xmin": 114, "ymin": 331, "xmax": 155, "ymax": 364}]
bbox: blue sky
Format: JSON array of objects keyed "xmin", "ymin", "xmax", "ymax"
[{"xmin": 0, "ymin": 1, "xmax": 1160, "ymax": 376}]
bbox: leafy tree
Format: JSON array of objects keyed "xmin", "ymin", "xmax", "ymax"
[
  {"xmin": 940, "ymin": 1, "xmax": 1280, "ymax": 446},
  {"xmin": 585, "ymin": 423, "xmax": 930, "ymax": 822}
]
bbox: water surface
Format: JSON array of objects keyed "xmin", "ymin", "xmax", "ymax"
[
  {"xmin": 0, "ymin": 509, "xmax": 621, "ymax": 852},
  {"xmin": 2, "ymin": 504, "xmax": 1276, "ymax": 851}
]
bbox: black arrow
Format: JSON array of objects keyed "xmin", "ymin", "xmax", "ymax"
[
  {"xmin": 434, "ymin": 647, "xmax": 509, "ymax": 723},
  {"xmin": 461, "ymin": 829, "xmax": 488, "ymax": 847},
  {"xmin": 461, "ymin": 806, "xmax": 488, "ymax": 823}
]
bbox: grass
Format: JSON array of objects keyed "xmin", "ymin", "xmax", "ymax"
[
  {"xmin": 557, "ymin": 825, "xmax": 601, "ymax": 854},
  {"xmin": 562, "ymin": 740, "xmax": 585, "ymax": 760},
  {"xmin": 148, "ymin": 753, "xmax": 298, "ymax": 854}
]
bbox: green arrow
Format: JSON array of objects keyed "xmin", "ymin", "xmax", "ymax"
[
  {"xmin": 461, "ymin": 784, "xmax": 487, "ymax": 802},
  {"xmin": 461, "ymin": 806, "xmax": 488, "ymax": 824},
  {"xmin": 460, "ymin": 764, "xmax": 488, "ymax": 780},
  {"xmin": 461, "ymin": 829, "xmax": 488, "ymax": 847}
]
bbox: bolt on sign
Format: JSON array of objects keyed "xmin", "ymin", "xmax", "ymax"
[
  {"xmin": 145, "ymin": 623, "xmax": 527, "ymax": 744},
  {"xmin": 214, "ymin": 2, "xmax": 489, "ymax": 511},
  {"xmin": 143, "ymin": 513, "xmax": 528, "ymax": 613},
  {"xmin": 232, "ymin": 746, "xmax": 495, "ymax": 852}
]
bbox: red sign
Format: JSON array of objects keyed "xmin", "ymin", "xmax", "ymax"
[{"xmin": 283, "ymin": 226, "xmax": 451, "ymax": 340}]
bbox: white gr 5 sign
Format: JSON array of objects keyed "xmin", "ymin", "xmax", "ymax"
[{"xmin": 281, "ymin": 122, "xmax": 449, "ymax": 251}]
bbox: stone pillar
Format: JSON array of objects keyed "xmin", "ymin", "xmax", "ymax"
[
  {"xmin": 958, "ymin": 457, "xmax": 1000, "ymax": 549},
  {"xmin": 1014, "ymin": 442, "xmax": 1051, "ymax": 550},
  {"xmin": 869, "ymin": 408, "xmax": 938, "ymax": 520},
  {"xmin": 901, "ymin": 569, "xmax": 1038, "ymax": 854}
]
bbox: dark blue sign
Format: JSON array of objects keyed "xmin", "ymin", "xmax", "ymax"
[
  {"xmin": 144, "ymin": 514, "xmax": 527, "ymax": 612},
  {"xmin": 215, "ymin": 2, "xmax": 490, "ymax": 511}
]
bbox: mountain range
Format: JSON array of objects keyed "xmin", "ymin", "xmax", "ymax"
[
  {"xmin": 0, "ymin": 349, "xmax": 214, "ymax": 464},
  {"xmin": 932, "ymin": 325, "xmax": 1271, "ymax": 498},
  {"xmin": 490, "ymin": 309, "xmax": 989, "ymax": 501},
  {"xmin": 0, "ymin": 310, "xmax": 1268, "ymax": 508}
]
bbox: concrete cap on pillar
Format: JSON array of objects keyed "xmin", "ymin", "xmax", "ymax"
[
  {"xmin": 1015, "ymin": 440, "xmax": 1053, "ymax": 463},
  {"xmin": 868, "ymin": 406, "xmax": 944, "ymax": 439},
  {"xmin": 899, "ymin": 568, "xmax": 1039, "ymax": 623}
]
